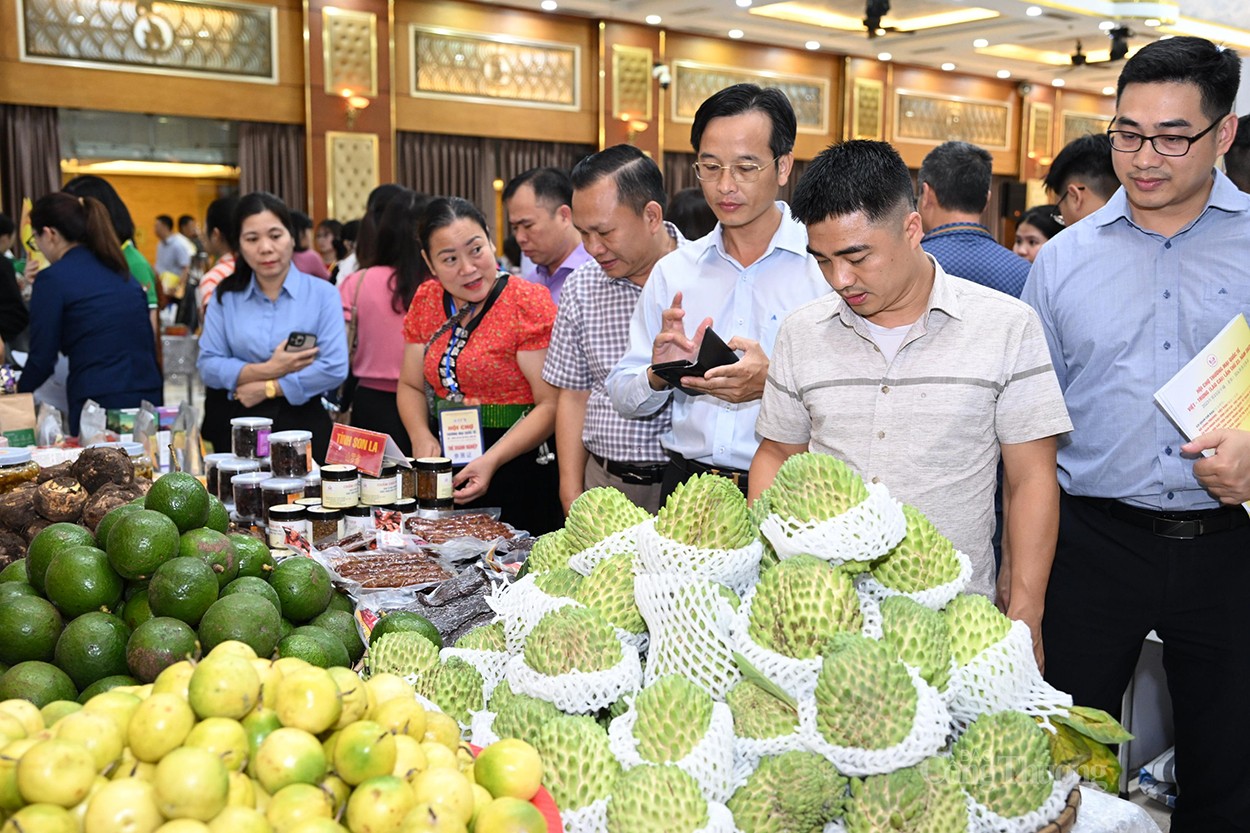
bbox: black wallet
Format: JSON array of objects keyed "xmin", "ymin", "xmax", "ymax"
[{"xmin": 649, "ymin": 327, "xmax": 740, "ymax": 396}]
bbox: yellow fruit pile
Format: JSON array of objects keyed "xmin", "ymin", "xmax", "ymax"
[{"xmin": 0, "ymin": 641, "xmax": 549, "ymax": 833}]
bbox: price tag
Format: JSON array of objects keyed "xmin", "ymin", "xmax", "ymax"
[
  {"xmin": 438, "ymin": 407, "xmax": 485, "ymax": 465},
  {"xmin": 327, "ymin": 425, "xmax": 411, "ymax": 477}
]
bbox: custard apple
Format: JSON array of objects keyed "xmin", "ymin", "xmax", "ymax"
[
  {"xmin": 943, "ymin": 593, "xmax": 1012, "ymax": 665},
  {"xmin": 748, "ymin": 553, "xmax": 862, "ymax": 658},
  {"xmin": 814, "ymin": 633, "xmax": 916, "ymax": 749},
  {"xmin": 726, "ymin": 680, "xmax": 800, "ymax": 740},
  {"xmin": 952, "ymin": 710, "xmax": 1053, "ymax": 817},
  {"xmin": 655, "ymin": 473, "xmax": 754, "ymax": 550},
  {"xmin": 524, "ymin": 606, "xmax": 621, "ymax": 675},
  {"xmin": 767, "ymin": 453, "xmax": 869, "ymax": 521},
  {"xmin": 873, "ymin": 505, "xmax": 962, "ymax": 592},
  {"xmin": 566, "ymin": 487, "xmax": 649, "ymax": 553},
  {"xmin": 607, "ymin": 764, "xmax": 708, "ymax": 833},
  {"xmin": 631, "ymin": 674, "xmax": 713, "ymax": 763},
  {"xmin": 526, "ymin": 528, "xmax": 573, "ymax": 574},
  {"xmin": 574, "ymin": 552, "xmax": 645, "ymax": 634},
  {"xmin": 844, "ymin": 756, "xmax": 966, "ymax": 833},
  {"xmin": 367, "ymin": 631, "xmax": 439, "ymax": 680},
  {"xmin": 880, "ymin": 595, "xmax": 953, "ymax": 691},
  {"xmin": 532, "ymin": 714, "xmax": 622, "ymax": 811},
  {"xmin": 728, "ymin": 751, "xmax": 848, "ymax": 832}
]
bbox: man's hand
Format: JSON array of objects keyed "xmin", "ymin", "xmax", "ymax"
[
  {"xmin": 235, "ymin": 380, "xmax": 269, "ymax": 408},
  {"xmin": 680, "ymin": 337, "xmax": 768, "ymax": 403},
  {"xmin": 453, "ymin": 455, "xmax": 498, "ymax": 504},
  {"xmin": 649, "ymin": 292, "xmax": 711, "ymax": 389},
  {"xmin": 1182, "ymin": 429, "xmax": 1250, "ymax": 505},
  {"xmin": 265, "ymin": 340, "xmax": 319, "ymax": 378}
]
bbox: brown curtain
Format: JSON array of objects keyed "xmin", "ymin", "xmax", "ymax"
[
  {"xmin": 493, "ymin": 138, "xmax": 594, "ymax": 192},
  {"xmin": 664, "ymin": 150, "xmax": 810, "ymax": 205},
  {"xmin": 0, "ymin": 104, "xmax": 61, "ymax": 224},
  {"xmin": 396, "ymin": 131, "xmax": 491, "ymax": 210},
  {"xmin": 238, "ymin": 122, "xmax": 306, "ymax": 211}
]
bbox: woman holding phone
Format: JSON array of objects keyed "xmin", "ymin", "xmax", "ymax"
[{"xmin": 198, "ymin": 192, "xmax": 348, "ymax": 459}]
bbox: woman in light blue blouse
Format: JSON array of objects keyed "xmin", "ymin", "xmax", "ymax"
[{"xmin": 197, "ymin": 192, "xmax": 348, "ymax": 459}]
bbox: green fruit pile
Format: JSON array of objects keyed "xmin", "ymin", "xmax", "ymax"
[{"xmin": 0, "ymin": 472, "xmax": 362, "ymax": 706}]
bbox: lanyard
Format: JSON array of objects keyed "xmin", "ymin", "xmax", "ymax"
[{"xmin": 435, "ymin": 274, "xmax": 508, "ymax": 402}]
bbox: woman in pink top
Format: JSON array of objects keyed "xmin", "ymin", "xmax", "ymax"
[{"xmin": 339, "ymin": 189, "xmax": 432, "ymax": 455}]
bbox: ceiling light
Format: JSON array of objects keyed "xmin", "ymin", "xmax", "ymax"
[
  {"xmin": 973, "ymin": 38, "xmax": 989, "ymax": 48},
  {"xmin": 1051, "ymin": 78, "xmax": 1065, "ymax": 87},
  {"xmin": 878, "ymin": 52, "xmax": 892, "ymax": 61},
  {"xmin": 1099, "ymin": 20, "xmax": 1116, "ymax": 30},
  {"xmin": 805, "ymin": 40, "xmax": 820, "ymax": 50},
  {"xmin": 645, "ymin": 14, "xmax": 661, "ymax": 24},
  {"xmin": 736, "ymin": 0, "xmax": 752, "ymax": 6},
  {"xmin": 1025, "ymin": 5, "xmax": 1042, "ymax": 15},
  {"xmin": 996, "ymin": 69, "xmax": 1011, "ymax": 78},
  {"xmin": 728, "ymin": 28, "xmax": 744, "ymax": 38},
  {"xmin": 749, "ymin": 3, "xmax": 997, "ymax": 34},
  {"xmin": 1144, "ymin": 18, "xmax": 1161, "ymax": 26},
  {"xmin": 941, "ymin": 62, "xmax": 956, "ymax": 71},
  {"xmin": 540, "ymin": 0, "xmax": 557, "ymax": 9},
  {"xmin": 1103, "ymin": 85, "xmax": 1116, "ymax": 95}
]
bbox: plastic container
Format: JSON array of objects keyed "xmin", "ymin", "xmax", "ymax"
[
  {"xmin": 359, "ymin": 463, "xmax": 400, "ymax": 506},
  {"xmin": 217, "ymin": 458, "xmax": 262, "ymax": 504},
  {"xmin": 415, "ymin": 457, "xmax": 454, "ymax": 510},
  {"xmin": 344, "ymin": 503, "xmax": 374, "ymax": 536},
  {"xmin": 269, "ymin": 430, "xmax": 312, "ymax": 478},
  {"xmin": 320, "ymin": 464, "xmax": 360, "ymax": 509},
  {"xmin": 203, "ymin": 452, "xmax": 237, "ymax": 500},
  {"xmin": 307, "ymin": 505, "xmax": 344, "ymax": 542},
  {"xmin": 231, "ymin": 471, "xmax": 271, "ymax": 522},
  {"xmin": 231, "ymin": 417, "xmax": 273, "ymax": 459},
  {"xmin": 0, "ymin": 449, "xmax": 39, "ymax": 495},
  {"xmin": 267, "ymin": 504, "xmax": 309, "ymax": 548},
  {"xmin": 302, "ymin": 469, "xmax": 322, "ymax": 500},
  {"xmin": 259, "ymin": 477, "xmax": 306, "ymax": 516}
]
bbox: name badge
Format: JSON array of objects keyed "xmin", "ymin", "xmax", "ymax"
[{"xmin": 438, "ymin": 406, "xmax": 485, "ymax": 465}]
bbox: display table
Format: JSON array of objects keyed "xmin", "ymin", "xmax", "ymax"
[{"xmin": 1072, "ymin": 787, "xmax": 1163, "ymax": 833}]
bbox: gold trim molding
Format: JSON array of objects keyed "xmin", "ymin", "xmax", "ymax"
[{"xmin": 1027, "ymin": 101, "xmax": 1053, "ymax": 162}]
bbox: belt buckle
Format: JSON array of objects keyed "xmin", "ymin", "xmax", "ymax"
[
  {"xmin": 619, "ymin": 469, "xmax": 649, "ymax": 485},
  {"xmin": 1153, "ymin": 517, "xmax": 1200, "ymax": 540},
  {"xmin": 708, "ymin": 467, "xmax": 742, "ymax": 487}
]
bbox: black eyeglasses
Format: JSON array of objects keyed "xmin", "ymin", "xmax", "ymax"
[
  {"xmin": 1106, "ymin": 119, "xmax": 1222, "ymax": 157},
  {"xmin": 1051, "ymin": 186, "xmax": 1085, "ymax": 227}
]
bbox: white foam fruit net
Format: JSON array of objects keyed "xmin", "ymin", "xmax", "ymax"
[
  {"xmin": 634, "ymin": 571, "xmax": 740, "ymax": 699},
  {"xmin": 857, "ymin": 587, "xmax": 884, "ymax": 640},
  {"xmin": 441, "ymin": 646, "xmax": 509, "ymax": 703},
  {"xmin": 469, "ymin": 709, "xmax": 500, "ymax": 748},
  {"xmin": 560, "ymin": 797, "xmax": 609, "ymax": 833},
  {"xmin": 634, "ymin": 518, "xmax": 763, "ymax": 597},
  {"xmin": 607, "ymin": 699, "xmax": 736, "ymax": 803},
  {"xmin": 967, "ymin": 769, "xmax": 1080, "ymax": 833},
  {"xmin": 947, "ymin": 620, "xmax": 1072, "ymax": 731},
  {"xmin": 760, "ymin": 483, "xmax": 906, "ymax": 567},
  {"xmin": 696, "ymin": 801, "xmax": 739, "ymax": 833},
  {"xmin": 568, "ymin": 521, "xmax": 648, "ymax": 576},
  {"xmin": 506, "ymin": 632, "xmax": 643, "ymax": 714},
  {"xmin": 487, "ymin": 574, "xmax": 580, "ymax": 654},
  {"xmin": 797, "ymin": 665, "xmax": 952, "ymax": 777},
  {"xmin": 729, "ymin": 588, "xmax": 822, "ymax": 703},
  {"xmin": 856, "ymin": 549, "xmax": 973, "ymax": 612}
]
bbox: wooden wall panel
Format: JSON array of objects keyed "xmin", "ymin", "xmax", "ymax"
[{"xmin": 0, "ymin": 0, "xmax": 306, "ymax": 124}]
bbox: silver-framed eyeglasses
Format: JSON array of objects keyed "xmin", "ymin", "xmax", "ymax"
[
  {"xmin": 692, "ymin": 157, "xmax": 779, "ymax": 183},
  {"xmin": 1106, "ymin": 119, "xmax": 1221, "ymax": 157}
]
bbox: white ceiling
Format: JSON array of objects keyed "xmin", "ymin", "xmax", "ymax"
[{"xmin": 482, "ymin": 0, "xmax": 1250, "ymax": 97}]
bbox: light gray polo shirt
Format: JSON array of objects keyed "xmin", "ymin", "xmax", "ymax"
[{"xmin": 757, "ymin": 256, "xmax": 1072, "ymax": 597}]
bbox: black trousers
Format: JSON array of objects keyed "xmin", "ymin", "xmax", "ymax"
[{"xmin": 1043, "ymin": 491, "xmax": 1250, "ymax": 831}]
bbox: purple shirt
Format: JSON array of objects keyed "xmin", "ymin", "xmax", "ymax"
[{"xmin": 525, "ymin": 243, "xmax": 592, "ymax": 305}]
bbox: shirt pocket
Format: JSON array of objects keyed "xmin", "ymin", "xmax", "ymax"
[{"xmin": 1198, "ymin": 283, "xmax": 1250, "ymax": 344}]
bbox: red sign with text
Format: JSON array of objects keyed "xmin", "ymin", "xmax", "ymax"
[{"xmin": 326, "ymin": 424, "xmax": 388, "ymax": 477}]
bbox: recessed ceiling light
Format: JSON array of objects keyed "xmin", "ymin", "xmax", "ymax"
[
  {"xmin": 805, "ymin": 40, "xmax": 820, "ymax": 50},
  {"xmin": 941, "ymin": 62, "xmax": 956, "ymax": 71},
  {"xmin": 540, "ymin": 0, "xmax": 557, "ymax": 9},
  {"xmin": 1144, "ymin": 17, "xmax": 1161, "ymax": 26},
  {"xmin": 1099, "ymin": 20, "xmax": 1116, "ymax": 31},
  {"xmin": 736, "ymin": 0, "xmax": 752, "ymax": 7},
  {"xmin": 1103, "ymin": 85, "xmax": 1116, "ymax": 95},
  {"xmin": 996, "ymin": 69, "xmax": 1011, "ymax": 78},
  {"xmin": 645, "ymin": 14, "xmax": 661, "ymax": 24},
  {"xmin": 878, "ymin": 52, "xmax": 892, "ymax": 61},
  {"xmin": 973, "ymin": 38, "xmax": 989, "ymax": 48},
  {"xmin": 1052, "ymin": 78, "xmax": 1066, "ymax": 87},
  {"xmin": 1025, "ymin": 5, "xmax": 1042, "ymax": 16},
  {"xmin": 728, "ymin": 28, "xmax": 744, "ymax": 39}
]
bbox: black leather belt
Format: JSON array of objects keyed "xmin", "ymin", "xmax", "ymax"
[
  {"xmin": 667, "ymin": 452, "xmax": 749, "ymax": 495},
  {"xmin": 1075, "ymin": 495, "xmax": 1249, "ymax": 540},
  {"xmin": 590, "ymin": 454, "xmax": 666, "ymax": 485}
]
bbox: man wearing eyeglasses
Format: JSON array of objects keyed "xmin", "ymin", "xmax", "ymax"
[
  {"xmin": 606, "ymin": 84, "xmax": 826, "ymax": 501},
  {"xmin": 1022, "ymin": 36, "xmax": 1250, "ymax": 832},
  {"xmin": 1042, "ymin": 134, "xmax": 1118, "ymax": 226}
]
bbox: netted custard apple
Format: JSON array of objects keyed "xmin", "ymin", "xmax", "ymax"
[
  {"xmin": 524, "ymin": 605, "xmax": 622, "ymax": 676},
  {"xmin": 368, "ymin": 631, "xmax": 439, "ymax": 680},
  {"xmin": 880, "ymin": 596, "xmax": 953, "ymax": 691},
  {"xmin": 748, "ymin": 554, "xmax": 863, "ymax": 659},
  {"xmin": 493, "ymin": 690, "xmax": 565, "ymax": 746},
  {"xmin": 655, "ymin": 473, "xmax": 754, "ymax": 550},
  {"xmin": 414, "ymin": 656, "xmax": 484, "ymax": 725},
  {"xmin": 631, "ymin": 674, "xmax": 713, "ymax": 763},
  {"xmin": 454, "ymin": 621, "xmax": 507, "ymax": 653},
  {"xmin": 532, "ymin": 567, "xmax": 585, "ymax": 599},
  {"xmin": 873, "ymin": 505, "xmax": 962, "ymax": 592},
  {"xmin": 943, "ymin": 593, "xmax": 1012, "ymax": 665},
  {"xmin": 814, "ymin": 633, "xmax": 916, "ymax": 749},
  {"xmin": 526, "ymin": 528, "xmax": 573, "ymax": 574},
  {"xmin": 574, "ymin": 552, "xmax": 645, "ymax": 634},
  {"xmin": 728, "ymin": 751, "xmax": 848, "ymax": 833},
  {"xmin": 532, "ymin": 714, "xmax": 622, "ymax": 811},
  {"xmin": 566, "ymin": 487, "xmax": 650, "ymax": 554},
  {"xmin": 607, "ymin": 764, "xmax": 708, "ymax": 833},
  {"xmin": 844, "ymin": 757, "xmax": 966, "ymax": 833},
  {"xmin": 726, "ymin": 680, "xmax": 800, "ymax": 740},
  {"xmin": 767, "ymin": 453, "xmax": 869, "ymax": 521},
  {"xmin": 952, "ymin": 710, "xmax": 1053, "ymax": 817},
  {"xmin": 750, "ymin": 489, "xmax": 780, "ymax": 573}
]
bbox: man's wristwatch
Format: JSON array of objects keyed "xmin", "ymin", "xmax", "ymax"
[{"xmin": 265, "ymin": 379, "xmax": 278, "ymax": 399}]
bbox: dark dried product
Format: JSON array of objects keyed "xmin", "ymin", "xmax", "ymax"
[
  {"xmin": 132, "ymin": 477, "xmax": 153, "ymax": 495},
  {"xmin": 329, "ymin": 550, "xmax": 452, "ymax": 588},
  {"xmin": 403, "ymin": 513, "xmax": 514, "ymax": 544},
  {"xmin": 0, "ymin": 482, "xmax": 40, "ymax": 531},
  {"xmin": 81, "ymin": 482, "xmax": 147, "ymax": 530},
  {"xmin": 22, "ymin": 518, "xmax": 52, "ymax": 543},
  {"xmin": 35, "ymin": 477, "xmax": 90, "ymax": 523},
  {"xmin": 0, "ymin": 529, "xmax": 27, "ymax": 567},
  {"xmin": 35, "ymin": 461, "xmax": 74, "ymax": 484},
  {"xmin": 71, "ymin": 447, "xmax": 134, "ymax": 493}
]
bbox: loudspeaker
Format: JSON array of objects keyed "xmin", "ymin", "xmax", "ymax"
[{"xmin": 1000, "ymin": 181, "xmax": 1027, "ymax": 220}]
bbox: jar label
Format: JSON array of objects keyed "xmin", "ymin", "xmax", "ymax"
[
  {"xmin": 257, "ymin": 429, "xmax": 271, "ymax": 458},
  {"xmin": 322, "ymin": 478, "xmax": 360, "ymax": 508},
  {"xmin": 436, "ymin": 471, "xmax": 453, "ymax": 500}
]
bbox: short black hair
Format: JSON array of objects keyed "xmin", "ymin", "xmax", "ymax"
[
  {"xmin": 204, "ymin": 195, "xmax": 238, "ymax": 244},
  {"xmin": 1117, "ymin": 36, "xmax": 1240, "ymax": 122},
  {"xmin": 155, "ymin": 214, "xmax": 174, "ymax": 230},
  {"xmin": 419, "ymin": 197, "xmax": 490, "ymax": 254},
  {"xmin": 503, "ymin": 167, "xmax": 573, "ymax": 210},
  {"xmin": 1017, "ymin": 205, "xmax": 1064, "ymax": 240},
  {"xmin": 341, "ymin": 219, "xmax": 361, "ymax": 243},
  {"xmin": 918, "ymin": 141, "xmax": 992, "ymax": 214},
  {"xmin": 62, "ymin": 175, "xmax": 135, "ymax": 243},
  {"xmin": 290, "ymin": 210, "xmax": 313, "ymax": 251},
  {"xmin": 1043, "ymin": 134, "xmax": 1119, "ymax": 200},
  {"xmin": 1223, "ymin": 114, "xmax": 1250, "ymax": 190},
  {"xmin": 177, "ymin": 214, "xmax": 195, "ymax": 230},
  {"xmin": 570, "ymin": 144, "xmax": 666, "ymax": 216},
  {"xmin": 791, "ymin": 140, "xmax": 915, "ymax": 226},
  {"xmin": 690, "ymin": 84, "xmax": 797, "ymax": 160},
  {"xmin": 667, "ymin": 188, "xmax": 717, "ymax": 241},
  {"xmin": 0, "ymin": 212, "xmax": 13, "ymax": 238}
]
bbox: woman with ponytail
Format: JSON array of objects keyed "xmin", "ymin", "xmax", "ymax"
[{"xmin": 18, "ymin": 192, "xmax": 162, "ymax": 435}]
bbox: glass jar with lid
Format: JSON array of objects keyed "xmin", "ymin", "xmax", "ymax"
[
  {"xmin": 359, "ymin": 463, "xmax": 400, "ymax": 506},
  {"xmin": 217, "ymin": 458, "xmax": 262, "ymax": 504},
  {"xmin": 0, "ymin": 448, "xmax": 39, "ymax": 495},
  {"xmin": 269, "ymin": 430, "xmax": 313, "ymax": 478},
  {"xmin": 259, "ymin": 477, "xmax": 306, "ymax": 517},
  {"xmin": 320, "ymin": 464, "xmax": 359, "ymax": 509},
  {"xmin": 231, "ymin": 471, "xmax": 271, "ymax": 522},
  {"xmin": 231, "ymin": 417, "xmax": 273, "ymax": 460}
]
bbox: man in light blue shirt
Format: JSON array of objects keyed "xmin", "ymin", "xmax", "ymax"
[
  {"xmin": 606, "ymin": 84, "xmax": 826, "ymax": 500},
  {"xmin": 1023, "ymin": 37, "xmax": 1250, "ymax": 831}
]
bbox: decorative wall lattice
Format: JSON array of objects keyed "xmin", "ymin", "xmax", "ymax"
[
  {"xmin": 613, "ymin": 45, "xmax": 652, "ymax": 121},
  {"xmin": 19, "ymin": 0, "xmax": 277, "ymax": 82},
  {"xmin": 671, "ymin": 60, "xmax": 829, "ymax": 134},
  {"xmin": 409, "ymin": 25, "xmax": 580, "ymax": 111},
  {"xmin": 851, "ymin": 77, "xmax": 884, "ymax": 141},
  {"xmin": 324, "ymin": 8, "xmax": 377, "ymax": 97},
  {"xmin": 1062, "ymin": 112, "xmax": 1112, "ymax": 147},
  {"xmin": 327, "ymin": 131, "xmax": 378, "ymax": 221},
  {"xmin": 1028, "ymin": 102, "xmax": 1053, "ymax": 159},
  {"xmin": 895, "ymin": 91, "xmax": 1012, "ymax": 148}
]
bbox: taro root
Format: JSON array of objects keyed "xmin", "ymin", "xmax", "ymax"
[
  {"xmin": 82, "ymin": 482, "xmax": 146, "ymax": 531},
  {"xmin": 0, "ymin": 482, "xmax": 40, "ymax": 531},
  {"xmin": 71, "ymin": 447, "xmax": 134, "ymax": 493},
  {"xmin": 35, "ymin": 461, "xmax": 74, "ymax": 484},
  {"xmin": 133, "ymin": 477, "xmax": 153, "ymax": 495},
  {"xmin": 22, "ymin": 518, "xmax": 51, "ymax": 543},
  {"xmin": 34, "ymin": 477, "xmax": 89, "ymax": 523},
  {"xmin": 0, "ymin": 529, "xmax": 26, "ymax": 567}
]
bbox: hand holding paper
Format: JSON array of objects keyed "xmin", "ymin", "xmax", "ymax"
[{"xmin": 1182, "ymin": 429, "xmax": 1250, "ymax": 505}]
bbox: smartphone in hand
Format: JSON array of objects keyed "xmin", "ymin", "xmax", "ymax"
[{"xmin": 285, "ymin": 332, "xmax": 318, "ymax": 351}]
